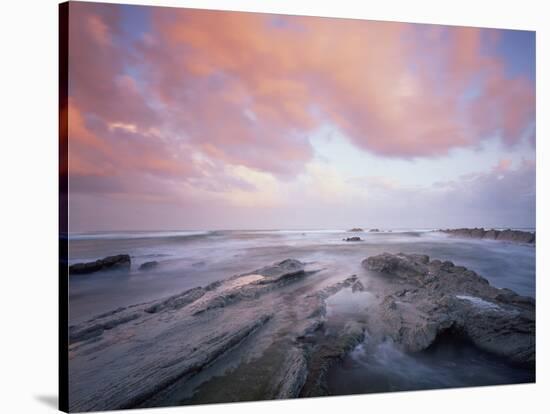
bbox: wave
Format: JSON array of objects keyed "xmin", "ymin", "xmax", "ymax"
[
  {"xmin": 238, "ymin": 229, "xmax": 345, "ymax": 235},
  {"xmin": 235, "ymin": 229, "xmax": 437, "ymax": 234},
  {"xmin": 69, "ymin": 230, "xmax": 212, "ymax": 241},
  {"xmin": 68, "ymin": 228, "xmax": 438, "ymax": 242}
]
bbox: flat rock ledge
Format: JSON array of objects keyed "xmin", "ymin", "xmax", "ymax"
[
  {"xmin": 69, "ymin": 259, "xmax": 314, "ymax": 345},
  {"xmin": 439, "ymin": 228, "xmax": 535, "ymax": 244},
  {"xmin": 69, "ymin": 254, "xmax": 131, "ymax": 275},
  {"xmin": 68, "ymin": 259, "xmax": 359, "ymax": 411},
  {"xmin": 363, "ymin": 253, "xmax": 535, "ymax": 366}
]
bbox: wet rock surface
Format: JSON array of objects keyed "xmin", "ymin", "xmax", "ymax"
[
  {"xmin": 69, "ymin": 259, "xmax": 337, "ymax": 411},
  {"xmin": 363, "ymin": 253, "xmax": 535, "ymax": 366},
  {"xmin": 69, "ymin": 254, "xmax": 535, "ymax": 411},
  {"xmin": 439, "ymin": 228, "xmax": 535, "ymax": 244},
  {"xmin": 69, "ymin": 254, "xmax": 131, "ymax": 275},
  {"xmin": 139, "ymin": 261, "xmax": 159, "ymax": 271}
]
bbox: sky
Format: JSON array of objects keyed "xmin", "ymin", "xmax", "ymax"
[{"xmin": 66, "ymin": 2, "xmax": 536, "ymax": 232}]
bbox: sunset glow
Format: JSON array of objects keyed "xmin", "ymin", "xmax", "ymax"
[{"xmin": 67, "ymin": 2, "xmax": 535, "ymax": 231}]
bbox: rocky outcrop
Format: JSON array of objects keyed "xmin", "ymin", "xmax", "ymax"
[
  {"xmin": 343, "ymin": 237, "xmax": 362, "ymax": 242},
  {"xmin": 69, "ymin": 254, "xmax": 131, "ymax": 275},
  {"xmin": 298, "ymin": 320, "xmax": 364, "ymax": 397},
  {"xmin": 71, "ymin": 312, "xmax": 273, "ymax": 411},
  {"xmin": 363, "ymin": 253, "xmax": 535, "ymax": 366},
  {"xmin": 70, "ymin": 259, "xmax": 314, "ymax": 344},
  {"xmin": 139, "ymin": 261, "xmax": 159, "ymax": 271},
  {"xmin": 439, "ymin": 228, "xmax": 535, "ymax": 244},
  {"xmin": 347, "ymin": 228, "xmax": 364, "ymax": 232},
  {"xmin": 369, "ymin": 228, "xmax": 380, "ymax": 232},
  {"xmin": 68, "ymin": 258, "xmax": 363, "ymax": 411},
  {"xmin": 253, "ymin": 258, "xmax": 307, "ymax": 283},
  {"xmin": 178, "ymin": 273, "xmax": 367, "ymax": 406},
  {"xmin": 68, "ymin": 254, "xmax": 535, "ymax": 411},
  {"xmin": 69, "ymin": 259, "xmax": 315, "ymax": 411}
]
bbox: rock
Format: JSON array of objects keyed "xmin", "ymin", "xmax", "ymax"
[
  {"xmin": 70, "ymin": 258, "xmax": 312, "ymax": 342},
  {"xmin": 68, "ymin": 258, "xmax": 357, "ymax": 411},
  {"xmin": 315, "ymin": 275, "xmax": 361, "ymax": 300},
  {"xmin": 270, "ymin": 347, "xmax": 309, "ymax": 399},
  {"xmin": 69, "ymin": 254, "xmax": 131, "ymax": 275},
  {"xmin": 139, "ymin": 261, "xmax": 158, "ymax": 271},
  {"xmin": 299, "ymin": 320, "xmax": 364, "ymax": 397},
  {"xmin": 69, "ymin": 312, "xmax": 141, "ymax": 344},
  {"xmin": 369, "ymin": 228, "xmax": 380, "ymax": 232},
  {"xmin": 253, "ymin": 258, "xmax": 307, "ymax": 283},
  {"xmin": 439, "ymin": 228, "xmax": 535, "ymax": 244},
  {"xmin": 71, "ymin": 312, "xmax": 273, "ymax": 412},
  {"xmin": 363, "ymin": 253, "xmax": 535, "ymax": 366},
  {"xmin": 496, "ymin": 229, "xmax": 536, "ymax": 243},
  {"xmin": 483, "ymin": 229, "xmax": 499, "ymax": 240},
  {"xmin": 363, "ymin": 253, "xmax": 428, "ymax": 277},
  {"xmin": 144, "ymin": 286, "xmax": 210, "ymax": 314},
  {"xmin": 343, "ymin": 237, "xmax": 362, "ymax": 242},
  {"xmin": 347, "ymin": 228, "xmax": 364, "ymax": 232}
]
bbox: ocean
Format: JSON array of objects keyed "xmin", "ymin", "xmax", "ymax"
[
  {"xmin": 67, "ymin": 228, "xmax": 535, "ymax": 399},
  {"xmin": 68, "ymin": 228, "xmax": 535, "ymax": 324}
]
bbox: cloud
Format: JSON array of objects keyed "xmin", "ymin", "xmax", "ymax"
[
  {"xmin": 65, "ymin": 3, "xmax": 535, "ymax": 231},
  {"xmin": 142, "ymin": 8, "xmax": 534, "ymax": 160},
  {"xmin": 67, "ymin": 98, "xmax": 195, "ymax": 190},
  {"xmin": 493, "ymin": 158, "xmax": 513, "ymax": 173},
  {"xmin": 293, "ymin": 159, "xmax": 536, "ymax": 229},
  {"xmin": 69, "ymin": 3, "xmax": 535, "ymax": 177}
]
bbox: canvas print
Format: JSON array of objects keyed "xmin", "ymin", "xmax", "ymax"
[{"xmin": 59, "ymin": 1, "xmax": 536, "ymax": 412}]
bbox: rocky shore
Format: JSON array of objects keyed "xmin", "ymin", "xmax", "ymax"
[
  {"xmin": 69, "ymin": 254, "xmax": 535, "ymax": 411},
  {"xmin": 363, "ymin": 253, "xmax": 535, "ymax": 365},
  {"xmin": 439, "ymin": 228, "xmax": 535, "ymax": 244},
  {"xmin": 69, "ymin": 254, "xmax": 131, "ymax": 275}
]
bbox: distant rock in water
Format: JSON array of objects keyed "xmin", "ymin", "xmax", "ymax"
[
  {"xmin": 347, "ymin": 228, "xmax": 364, "ymax": 232},
  {"xmin": 69, "ymin": 254, "xmax": 131, "ymax": 275},
  {"xmin": 139, "ymin": 261, "xmax": 159, "ymax": 271},
  {"xmin": 343, "ymin": 237, "xmax": 362, "ymax": 242},
  {"xmin": 363, "ymin": 253, "xmax": 535, "ymax": 366},
  {"xmin": 369, "ymin": 228, "xmax": 380, "ymax": 232},
  {"xmin": 439, "ymin": 228, "xmax": 535, "ymax": 244}
]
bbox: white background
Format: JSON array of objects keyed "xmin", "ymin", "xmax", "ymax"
[{"xmin": 0, "ymin": 0, "xmax": 548, "ymax": 412}]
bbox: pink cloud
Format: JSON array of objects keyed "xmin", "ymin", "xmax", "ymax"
[
  {"xmin": 493, "ymin": 158, "xmax": 513, "ymax": 173},
  {"xmin": 66, "ymin": 3, "xmax": 535, "ymax": 204},
  {"xmin": 138, "ymin": 9, "xmax": 534, "ymax": 161},
  {"xmin": 68, "ymin": 3, "xmax": 159, "ymax": 131}
]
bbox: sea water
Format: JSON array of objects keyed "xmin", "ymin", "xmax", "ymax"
[
  {"xmin": 68, "ymin": 229, "xmax": 535, "ymax": 324},
  {"xmin": 67, "ymin": 228, "xmax": 535, "ymax": 395}
]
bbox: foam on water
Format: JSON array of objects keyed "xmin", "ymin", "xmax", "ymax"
[
  {"xmin": 327, "ymin": 331, "xmax": 534, "ymax": 394},
  {"xmin": 455, "ymin": 295, "xmax": 502, "ymax": 310},
  {"xmin": 70, "ymin": 230, "xmax": 212, "ymax": 240}
]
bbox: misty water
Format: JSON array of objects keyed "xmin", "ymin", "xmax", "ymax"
[{"xmin": 68, "ymin": 229, "xmax": 535, "ymax": 395}]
